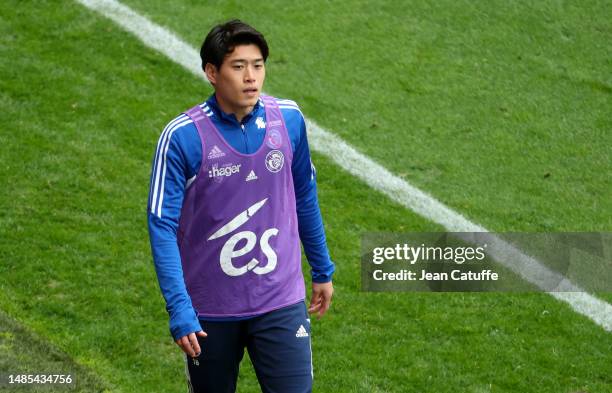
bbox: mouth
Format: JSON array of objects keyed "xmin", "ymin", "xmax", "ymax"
[{"xmin": 243, "ymin": 87, "xmax": 258, "ymax": 96}]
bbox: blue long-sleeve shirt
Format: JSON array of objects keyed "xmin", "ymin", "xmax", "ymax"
[{"xmin": 147, "ymin": 94, "xmax": 335, "ymax": 340}]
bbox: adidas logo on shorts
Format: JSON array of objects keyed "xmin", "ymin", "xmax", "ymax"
[{"xmin": 295, "ymin": 325, "xmax": 309, "ymax": 338}]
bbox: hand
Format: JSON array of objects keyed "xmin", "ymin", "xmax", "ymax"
[
  {"xmin": 308, "ymin": 281, "xmax": 334, "ymax": 319},
  {"xmin": 175, "ymin": 330, "xmax": 207, "ymax": 357}
]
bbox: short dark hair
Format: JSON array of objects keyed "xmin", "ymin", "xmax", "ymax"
[{"xmin": 200, "ymin": 19, "xmax": 269, "ymax": 70}]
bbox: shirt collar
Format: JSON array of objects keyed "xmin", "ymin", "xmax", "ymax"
[{"xmin": 205, "ymin": 94, "xmax": 264, "ymax": 125}]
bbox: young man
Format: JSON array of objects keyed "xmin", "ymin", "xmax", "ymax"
[{"xmin": 147, "ymin": 20, "xmax": 335, "ymax": 393}]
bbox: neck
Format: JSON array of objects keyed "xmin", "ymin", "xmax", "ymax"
[
  {"xmin": 233, "ymin": 107, "xmax": 252, "ymax": 123},
  {"xmin": 215, "ymin": 94, "xmax": 254, "ymax": 123}
]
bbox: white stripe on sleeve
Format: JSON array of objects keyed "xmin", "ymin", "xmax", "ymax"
[
  {"xmin": 150, "ymin": 114, "xmax": 188, "ymax": 214},
  {"xmin": 151, "ymin": 104, "xmax": 212, "ymax": 217}
]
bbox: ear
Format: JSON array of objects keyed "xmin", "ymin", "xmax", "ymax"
[{"xmin": 204, "ymin": 63, "xmax": 218, "ymax": 85}]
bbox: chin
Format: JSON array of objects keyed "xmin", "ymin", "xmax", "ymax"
[{"xmin": 246, "ymin": 97, "xmax": 259, "ymax": 106}]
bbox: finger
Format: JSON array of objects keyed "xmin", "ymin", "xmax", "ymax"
[
  {"xmin": 196, "ymin": 330, "xmax": 207, "ymax": 338},
  {"xmin": 308, "ymin": 292, "xmax": 321, "ymax": 311},
  {"xmin": 308, "ymin": 301, "xmax": 321, "ymax": 314},
  {"xmin": 308, "ymin": 297, "xmax": 321, "ymax": 313},
  {"xmin": 318, "ymin": 296, "xmax": 332, "ymax": 318},
  {"xmin": 181, "ymin": 336, "xmax": 196, "ymax": 357},
  {"xmin": 188, "ymin": 333, "xmax": 201, "ymax": 357},
  {"xmin": 182, "ymin": 336, "xmax": 195, "ymax": 357},
  {"xmin": 176, "ymin": 337, "xmax": 188, "ymax": 357}
]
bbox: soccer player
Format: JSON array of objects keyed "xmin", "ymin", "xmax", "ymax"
[{"xmin": 147, "ymin": 20, "xmax": 335, "ymax": 393}]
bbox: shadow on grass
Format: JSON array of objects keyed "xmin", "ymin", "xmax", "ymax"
[{"xmin": 0, "ymin": 310, "xmax": 108, "ymax": 392}]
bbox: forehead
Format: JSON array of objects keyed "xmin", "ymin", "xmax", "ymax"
[{"xmin": 224, "ymin": 44, "xmax": 264, "ymax": 62}]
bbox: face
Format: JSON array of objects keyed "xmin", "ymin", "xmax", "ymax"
[{"xmin": 205, "ymin": 44, "xmax": 265, "ymax": 117}]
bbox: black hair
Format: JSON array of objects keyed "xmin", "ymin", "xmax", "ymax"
[{"xmin": 200, "ymin": 19, "xmax": 269, "ymax": 70}]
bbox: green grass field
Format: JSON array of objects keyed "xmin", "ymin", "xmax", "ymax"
[{"xmin": 1, "ymin": 0, "xmax": 610, "ymax": 392}]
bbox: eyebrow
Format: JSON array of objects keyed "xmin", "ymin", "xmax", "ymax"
[{"xmin": 230, "ymin": 58, "xmax": 264, "ymax": 64}]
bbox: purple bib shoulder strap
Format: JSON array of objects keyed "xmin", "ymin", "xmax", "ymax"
[
  {"xmin": 261, "ymin": 95, "xmax": 285, "ymax": 129},
  {"xmin": 185, "ymin": 104, "xmax": 206, "ymax": 122},
  {"xmin": 261, "ymin": 95, "xmax": 292, "ymax": 160},
  {"xmin": 183, "ymin": 104, "xmax": 216, "ymax": 165},
  {"xmin": 184, "ymin": 104, "xmax": 214, "ymax": 141}
]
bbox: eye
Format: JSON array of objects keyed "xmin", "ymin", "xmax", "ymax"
[
  {"xmin": 233, "ymin": 65, "xmax": 244, "ymax": 70},
  {"xmin": 254, "ymin": 64, "xmax": 263, "ymax": 69}
]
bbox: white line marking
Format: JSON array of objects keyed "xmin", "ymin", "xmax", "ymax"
[{"xmin": 75, "ymin": 0, "xmax": 612, "ymax": 332}]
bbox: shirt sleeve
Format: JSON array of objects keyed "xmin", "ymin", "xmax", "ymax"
[
  {"xmin": 147, "ymin": 120, "xmax": 202, "ymax": 341},
  {"xmin": 290, "ymin": 113, "xmax": 336, "ymax": 283}
]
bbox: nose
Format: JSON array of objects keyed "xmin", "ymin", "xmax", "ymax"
[{"xmin": 244, "ymin": 65, "xmax": 255, "ymax": 82}]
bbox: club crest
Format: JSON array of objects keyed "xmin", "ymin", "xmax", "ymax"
[{"xmin": 265, "ymin": 150, "xmax": 284, "ymax": 173}]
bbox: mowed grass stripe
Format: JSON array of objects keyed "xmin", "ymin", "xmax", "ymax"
[
  {"xmin": 1, "ymin": 1, "xmax": 610, "ymax": 392},
  {"xmin": 116, "ymin": 0, "xmax": 611, "ymax": 234},
  {"xmin": 75, "ymin": 0, "xmax": 612, "ymax": 332}
]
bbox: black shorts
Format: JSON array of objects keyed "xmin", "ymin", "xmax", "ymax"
[{"xmin": 185, "ymin": 301, "xmax": 313, "ymax": 393}]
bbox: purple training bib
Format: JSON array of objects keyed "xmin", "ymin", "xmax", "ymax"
[{"xmin": 177, "ymin": 96, "xmax": 305, "ymax": 317}]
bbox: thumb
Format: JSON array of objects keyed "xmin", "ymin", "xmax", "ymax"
[{"xmin": 196, "ymin": 330, "xmax": 207, "ymax": 337}]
